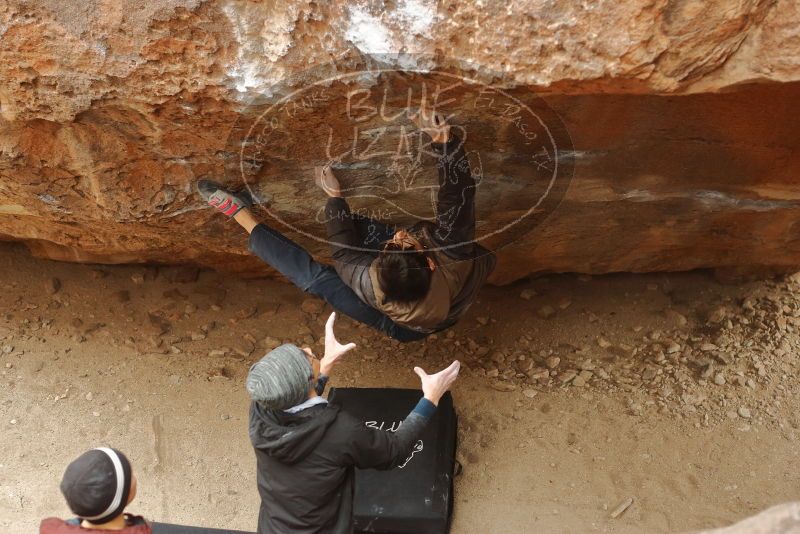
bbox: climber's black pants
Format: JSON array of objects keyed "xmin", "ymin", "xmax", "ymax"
[{"xmin": 248, "ymin": 223, "xmax": 427, "ymax": 343}]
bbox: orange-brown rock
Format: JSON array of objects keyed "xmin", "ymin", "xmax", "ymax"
[{"xmin": 0, "ymin": 1, "xmax": 799, "ymax": 283}]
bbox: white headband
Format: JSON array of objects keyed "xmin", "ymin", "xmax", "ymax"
[{"xmin": 81, "ymin": 447, "xmax": 125, "ymax": 521}]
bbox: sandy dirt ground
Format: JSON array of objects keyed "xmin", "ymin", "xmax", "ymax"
[{"xmin": 1, "ymin": 242, "xmax": 799, "ymax": 533}]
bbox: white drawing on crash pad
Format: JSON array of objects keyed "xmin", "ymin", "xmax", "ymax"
[
  {"xmin": 398, "ymin": 440, "xmax": 424, "ymax": 469},
  {"xmin": 365, "ymin": 420, "xmax": 424, "ymax": 469}
]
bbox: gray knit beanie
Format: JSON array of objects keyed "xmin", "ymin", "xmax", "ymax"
[{"xmin": 246, "ymin": 344, "xmax": 313, "ymax": 410}]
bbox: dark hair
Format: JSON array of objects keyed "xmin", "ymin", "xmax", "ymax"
[{"xmin": 375, "ymin": 249, "xmax": 432, "ymax": 302}]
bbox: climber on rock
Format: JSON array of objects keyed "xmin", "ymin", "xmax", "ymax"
[{"xmin": 197, "ymin": 105, "xmax": 495, "ymax": 342}]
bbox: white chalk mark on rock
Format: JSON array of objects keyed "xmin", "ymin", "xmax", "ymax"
[{"xmin": 345, "ymin": 6, "xmax": 393, "ymax": 55}]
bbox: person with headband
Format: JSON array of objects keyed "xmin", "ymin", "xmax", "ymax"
[
  {"xmin": 40, "ymin": 448, "xmax": 150, "ymax": 533},
  {"xmin": 246, "ymin": 311, "xmax": 460, "ymax": 533},
  {"xmin": 197, "ymin": 104, "xmax": 495, "ymax": 342}
]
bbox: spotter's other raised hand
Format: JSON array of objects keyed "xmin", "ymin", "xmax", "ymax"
[{"xmin": 414, "ymin": 360, "xmax": 460, "ymax": 406}]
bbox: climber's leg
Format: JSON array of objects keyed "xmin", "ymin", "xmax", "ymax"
[
  {"xmin": 233, "ymin": 208, "xmax": 260, "ymax": 234},
  {"xmin": 247, "ymin": 223, "xmax": 427, "ymax": 342},
  {"xmin": 196, "ymin": 180, "xmax": 427, "ymax": 341}
]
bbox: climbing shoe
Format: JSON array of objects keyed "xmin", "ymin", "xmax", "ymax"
[{"xmin": 197, "ymin": 180, "xmax": 252, "ymax": 217}]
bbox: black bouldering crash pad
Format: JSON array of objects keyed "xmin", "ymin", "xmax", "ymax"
[
  {"xmin": 329, "ymin": 388, "xmax": 458, "ymax": 534},
  {"xmin": 151, "ymin": 523, "xmax": 252, "ymax": 534}
]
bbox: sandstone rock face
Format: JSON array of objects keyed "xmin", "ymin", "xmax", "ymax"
[{"xmin": 0, "ymin": 0, "xmax": 799, "ymax": 283}]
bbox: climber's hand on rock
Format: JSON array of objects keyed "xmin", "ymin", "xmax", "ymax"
[
  {"xmin": 411, "ymin": 105, "xmax": 450, "ymax": 144},
  {"xmin": 314, "ymin": 165, "xmax": 341, "ymax": 198}
]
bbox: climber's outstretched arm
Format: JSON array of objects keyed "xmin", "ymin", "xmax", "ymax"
[
  {"xmin": 411, "ymin": 107, "xmax": 477, "ymax": 249},
  {"xmin": 315, "ymin": 166, "xmax": 381, "ymax": 305},
  {"xmin": 197, "ymin": 180, "xmax": 426, "ymax": 342},
  {"xmin": 431, "ymin": 135, "xmax": 476, "ymax": 247}
]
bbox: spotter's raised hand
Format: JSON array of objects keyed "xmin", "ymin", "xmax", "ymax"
[{"xmin": 320, "ymin": 312, "xmax": 356, "ymax": 375}]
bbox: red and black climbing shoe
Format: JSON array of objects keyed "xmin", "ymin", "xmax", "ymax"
[{"xmin": 197, "ymin": 180, "xmax": 252, "ymax": 218}]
